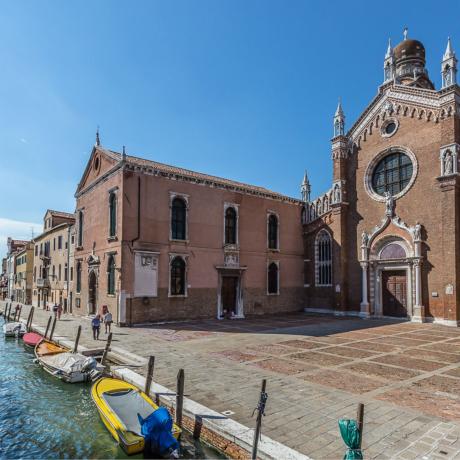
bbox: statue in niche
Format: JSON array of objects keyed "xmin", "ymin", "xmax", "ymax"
[
  {"xmin": 361, "ymin": 231, "xmax": 369, "ymax": 247},
  {"xmin": 334, "ymin": 183, "xmax": 341, "ymax": 203},
  {"xmin": 413, "ymin": 222, "xmax": 422, "ymax": 241},
  {"xmin": 384, "ymin": 190, "xmax": 394, "ymax": 216},
  {"xmin": 444, "ymin": 151, "xmax": 453, "ymax": 175}
]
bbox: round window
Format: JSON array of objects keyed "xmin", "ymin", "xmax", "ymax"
[
  {"xmin": 385, "ymin": 122, "xmax": 396, "ymax": 135},
  {"xmin": 371, "ymin": 152, "xmax": 413, "ymax": 197}
]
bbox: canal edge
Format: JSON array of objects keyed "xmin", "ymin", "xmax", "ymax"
[{"xmin": 8, "ymin": 310, "xmax": 311, "ymax": 460}]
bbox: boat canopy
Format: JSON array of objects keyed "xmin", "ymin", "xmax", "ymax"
[
  {"xmin": 42, "ymin": 352, "xmax": 97, "ymax": 374},
  {"xmin": 102, "ymin": 389, "xmax": 155, "ymax": 435}
]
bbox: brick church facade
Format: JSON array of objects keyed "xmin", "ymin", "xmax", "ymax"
[
  {"xmin": 73, "ymin": 32, "xmax": 460, "ymax": 326},
  {"xmin": 303, "ymin": 31, "xmax": 460, "ymax": 326}
]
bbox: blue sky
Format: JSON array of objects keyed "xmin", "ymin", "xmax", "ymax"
[{"xmin": 1, "ymin": 0, "xmax": 460, "ymax": 259}]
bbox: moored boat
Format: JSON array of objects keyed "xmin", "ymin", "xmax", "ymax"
[
  {"xmin": 3, "ymin": 321, "xmax": 27, "ymax": 337},
  {"xmin": 23, "ymin": 332, "xmax": 43, "ymax": 348},
  {"xmin": 91, "ymin": 377, "xmax": 181, "ymax": 457},
  {"xmin": 35, "ymin": 340, "xmax": 102, "ymax": 383}
]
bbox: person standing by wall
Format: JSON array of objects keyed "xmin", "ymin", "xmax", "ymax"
[
  {"xmin": 92, "ymin": 314, "xmax": 101, "ymax": 340},
  {"xmin": 103, "ymin": 306, "xmax": 113, "ymax": 334}
]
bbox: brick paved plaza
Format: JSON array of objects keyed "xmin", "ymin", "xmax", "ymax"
[{"xmin": 6, "ymin": 301, "xmax": 460, "ymax": 459}]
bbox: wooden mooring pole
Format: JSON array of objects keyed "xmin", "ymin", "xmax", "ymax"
[
  {"xmin": 357, "ymin": 403, "xmax": 364, "ymax": 449},
  {"xmin": 176, "ymin": 369, "xmax": 185, "ymax": 429},
  {"xmin": 14, "ymin": 305, "xmax": 21, "ymax": 322},
  {"xmin": 252, "ymin": 379, "xmax": 268, "ymax": 460},
  {"xmin": 101, "ymin": 333, "xmax": 113, "ymax": 365},
  {"xmin": 49, "ymin": 316, "xmax": 57, "ymax": 341},
  {"xmin": 73, "ymin": 325, "xmax": 82, "ymax": 353},
  {"xmin": 44, "ymin": 316, "xmax": 52, "ymax": 339},
  {"xmin": 26, "ymin": 307, "xmax": 35, "ymax": 332},
  {"xmin": 6, "ymin": 303, "xmax": 11, "ymax": 321},
  {"xmin": 144, "ymin": 356, "xmax": 155, "ymax": 396}
]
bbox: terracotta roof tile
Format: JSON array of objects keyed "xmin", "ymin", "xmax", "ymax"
[{"xmin": 102, "ymin": 148, "xmax": 300, "ymax": 203}]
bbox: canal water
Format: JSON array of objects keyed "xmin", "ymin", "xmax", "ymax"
[{"xmin": 0, "ymin": 317, "xmax": 224, "ymax": 459}]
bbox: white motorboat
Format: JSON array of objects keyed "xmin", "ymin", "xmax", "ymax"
[{"xmin": 3, "ymin": 321, "xmax": 27, "ymax": 337}]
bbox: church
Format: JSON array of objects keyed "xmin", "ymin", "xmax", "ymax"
[
  {"xmin": 72, "ymin": 31, "xmax": 460, "ymax": 327},
  {"xmin": 303, "ymin": 30, "xmax": 460, "ymax": 326}
]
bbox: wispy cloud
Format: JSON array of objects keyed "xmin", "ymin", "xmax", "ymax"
[
  {"xmin": 0, "ymin": 217, "xmax": 42, "ymax": 260},
  {"xmin": 20, "ymin": 138, "xmax": 28, "ymax": 144}
]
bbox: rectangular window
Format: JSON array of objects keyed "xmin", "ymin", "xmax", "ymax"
[
  {"xmin": 70, "ymin": 267, "xmax": 74, "ymax": 281},
  {"xmin": 64, "ymin": 264, "xmax": 68, "ymax": 282},
  {"xmin": 53, "ymin": 238, "xmax": 56, "ymax": 251},
  {"xmin": 58, "ymin": 236, "xmax": 63, "ymax": 250},
  {"xmin": 76, "ymin": 298, "xmax": 81, "ymax": 308},
  {"xmin": 35, "ymin": 245, "xmax": 38, "ymax": 256}
]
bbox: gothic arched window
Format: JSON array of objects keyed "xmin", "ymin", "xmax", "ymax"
[
  {"xmin": 315, "ymin": 230, "xmax": 332, "ymax": 286},
  {"xmin": 109, "ymin": 192, "xmax": 117, "ymax": 237},
  {"xmin": 268, "ymin": 262, "xmax": 279, "ymax": 294},
  {"xmin": 107, "ymin": 255, "xmax": 116, "ymax": 295},
  {"xmin": 171, "ymin": 197, "xmax": 187, "ymax": 240},
  {"xmin": 268, "ymin": 214, "xmax": 278, "ymax": 249},
  {"xmin": 76, "ymin": 261, "xmax": 82, "ymax": 293},
  {"xmin": 170, "ymin": 256, "xmax": 186, "ymax": 296},
  {"xmin": 225, "ymin": 207, "xmax": 237, "ymax": 245}
]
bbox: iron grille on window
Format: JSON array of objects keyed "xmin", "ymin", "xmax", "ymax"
[
  {"xmin": 372, "ymin": 152, "xmax": 413, "ymax": 197},
  {"xmin": 316, "ymin": 230, "xmax": 332, "ymax": 286},
  {"xmin": 171, "ymin": 198, "xmax": 187, "ymax": 240},
  {"xmin": 268, "ymin": 262, "xmax": 278, "ymax": 294},
  {"xmin": 76, "ymin": 261, "xmax": 81, "ymax": 293},
  {"xmin": 268, "ymin": 214, "xmax": 278, "ymax": 249},
  {"xmin": 225, "ymin": 207, "xmax": 237, "ymax": 244},
  {"xmin": 170, "ymin": 257, "xmax": 185, "ymax": 295}
]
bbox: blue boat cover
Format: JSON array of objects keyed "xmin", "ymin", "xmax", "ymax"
[{"xmin": 138, "ymin": 407, "xmax": 179, "ymax": 455}]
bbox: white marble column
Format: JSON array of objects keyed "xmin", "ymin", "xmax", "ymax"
[
  {"xmin": 412, "ymin": 258, "xmax": 424, "ymax": 322},
  {"xmin": 360, "ymin": 261, "xmax": 370, "ymax": 318}
]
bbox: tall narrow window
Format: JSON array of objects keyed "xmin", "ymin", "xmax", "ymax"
[
  {"xmin": 64, "ymin": 263, "xmax": 68, "ymax": 282},
  {"xmin": 316, "ymin": 230, "xmax": 332, "ymax": 286},
  {"xmin": 58, "ymin": 264, "xmax": 61, "ymax": 281},
  {"xmin": 171, "ymin": 198, "xmax": 187, "ymax": 240},
  {"xmin": 109, "ymin": 192, "xmax": 117, "ymax": 237},
  {"xmin": 76, "ymin": 261, "xmax": 82, "ymax": 293},
  {"xmin": 70, "ymin": 267, "xmax": 74, "ymax": 282},
  {"xmin": 58, "ymin": 236, "xmax": 62, "ymax": 249},
  {"xmin": 268, "ymin": 214, "xmax": 278, "ymax": 249},
  {"xmin": 78, "ymin": 210, "xmax": 84, "ymax": 247},
  {"xmin": 107, "ymin": 255, "xmax": 115, "ymax": 294},
  {"xmin": 170, "ymin": 256, "xmax": 186, "ymax": 295},
  {"xmin": 268, "ymin": 262, "xmax": 279, "ymax": 294},
  {"xmin": 225, "ymin": 207, "xmax": 237, "ymax": 245}
]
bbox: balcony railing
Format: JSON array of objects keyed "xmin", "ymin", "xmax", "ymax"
[{"xmin": 36, "ymin": 278, "xmax": 50, "ymax": 288}]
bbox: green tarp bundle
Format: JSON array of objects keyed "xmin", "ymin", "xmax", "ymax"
[{"xmin": 338, "ymin": 419, "xmax": 363, "ymax": 460}]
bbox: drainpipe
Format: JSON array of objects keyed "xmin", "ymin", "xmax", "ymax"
[{"xmin": 131, "ymin": 175, "xmax": 141, "ymax": 245}]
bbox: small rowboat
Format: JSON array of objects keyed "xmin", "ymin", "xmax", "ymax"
[
  {"xmin": 3, "ymin": 321, "xmax": 27, "ymax": 337},
  {"xmin": 23, "ymin": 332, "xmax": 43, "ymax": 348},
  {"xmin": 35, "ymin": 339, "xmax": 102, "ymax": 383},
  {"xmin": 91, "ymin": 378, "xmax": 181, "ymax": 456}
]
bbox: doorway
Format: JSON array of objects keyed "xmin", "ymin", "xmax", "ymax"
[
  {"xmin": 88, "ymin": 271, "xmax": 97, "ymax": 315},
  {"xmin": 221, "ymin": 276, "xmax": 238, "ymax": 316},
  {"xmin": 382, "ymin": 270, "xmax": 407, "ymax": 317}
]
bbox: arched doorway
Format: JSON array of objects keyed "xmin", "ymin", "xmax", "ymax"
[{"xmin": 88, "ymin": 271, "xmax": 97, "ymax": 315}]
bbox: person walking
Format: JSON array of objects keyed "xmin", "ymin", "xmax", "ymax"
[
  {"xmin": 57, "ymin": 303, "xmax": 63, "ymax": 320},
  {"xmin": 103, "ymin": 307, "xmax": 113, "ymax": 334},
  {"xmin": 52, "ymin": 303, "xmax": 58, "ymax": 319},
  {"xmin": 92, "ymin": 314, "xmax": 101, "ymax": 340}
]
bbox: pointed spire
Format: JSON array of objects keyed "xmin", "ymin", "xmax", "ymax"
[
  {"xmin": 300, "ymin": 170, "xmax": 311, "ymax": 203},
  {"xmin": 385, "ymin": 38, "xmax": 393, "ymax": 58},
  {"xmin": 335, "ymin": 98, "xmax": 344, "ymax": 117},
  {"xmin": 403, "ymin": 27, "xmax": 408, "ymax": 41},
  {"xmin": 95, "ymin": 126, "xmax": 100, "ymax": 146},
  {"xmin": 444, "ymin": 37, "xmax": 455, "ymax": 59}
]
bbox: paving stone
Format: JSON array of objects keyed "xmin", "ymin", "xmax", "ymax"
[{"xmin": 371, "ymin": 354, "xmax": 446, "ymax": 371}]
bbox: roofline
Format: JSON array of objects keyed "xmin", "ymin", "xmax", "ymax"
[{"xmin": 32, "ymin": 222, "xmax": 74, "ymax": 243}]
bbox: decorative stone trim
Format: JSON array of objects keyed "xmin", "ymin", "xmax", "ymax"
[
  {"xmin": 380, "ymin": 117, "xmax": 399, "ymax": 138},
  {"xmin": 304, "ymin": 180, "xmax": 344, "ymax": 224},
  {"xmin": 364, "ymin": 146, "xmax": 418, "ymax": 203},
  {"xmin": 168, "ymin": 253, "xmax": 189, "ymax": 298},
  {"xmin": 315, "ymin": 229, "xmax": 332, "ymax": 287},
  {"xmin": 223, "ymin": 202, "xmax": 239, "ymax": 247}
]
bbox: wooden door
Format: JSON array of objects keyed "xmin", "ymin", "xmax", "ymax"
[
  {"xmin": 382, "ymin": 270, "xmax": 407, "ymax": 317},
  {"xmin": 222, "ymin": 277, "xmax": 238, "ymax": 315}
]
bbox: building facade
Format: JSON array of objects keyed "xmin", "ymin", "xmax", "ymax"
[
  {"xmin": 74, "ymin": 143, "xmax": 305, "ymax": 324},
  {"xmin": 5, "ymin": 238, "xmax": 28, "ymax": 301},
  {"xmin": 303, "ymin": 32, "xmax": 460, "ymax": 326},
  {"xmin": 13, "ymin": 242, "xmax": 34, "ymax": 304},
  {"xmin": 32, "ymin": 210, "xmax": 75, "ymax": 310}
]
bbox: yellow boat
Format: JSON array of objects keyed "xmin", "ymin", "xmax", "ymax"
[{"xmin": 91, "ymin": 377, "xmax": 182, "ymax": 456}]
